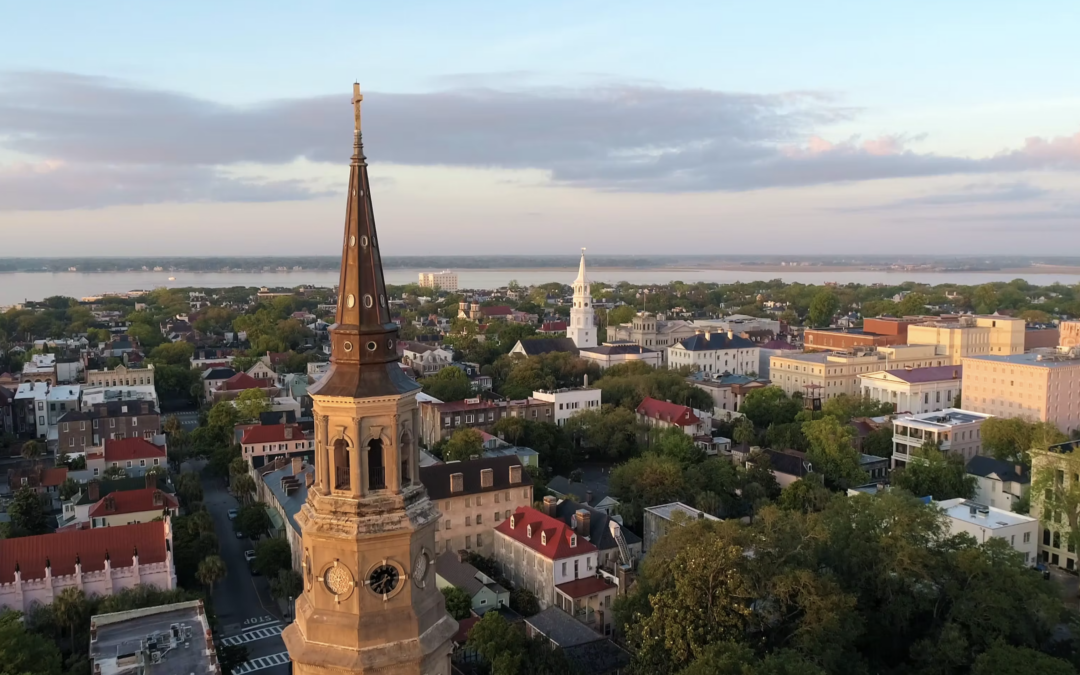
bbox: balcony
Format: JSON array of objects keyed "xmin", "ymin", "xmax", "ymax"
[
  {"xmin": 334, "ymin": 466, "xmax": 350, "ymax": 491},
  {"xmin": 368, "ymin": 465, "xmax": 386, "ymax": 491}
]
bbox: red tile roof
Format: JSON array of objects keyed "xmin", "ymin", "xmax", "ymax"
[
  {"xmin": 556, "ymin": 576, "xmax": 616, "ymax": 599},
  {"xmin": 479, "ymin": 306, "xmax": 513, "ymax": 317},
  {"xmin": 0, "ymin": 520, "xmax": 168, "ymax": 582},
  {"xmin": 636, "ymin": 397, "xmax": 700, "ymax": 427},
  {"xmin": 41, "ymin": 467, "xmax": 68, "ymax": 487},
  {"xmin": 223, "ymin": 372, "xmax": 262, "ymax": 391},
  {"xmin": 540, "ymin": 321, "xmax": 567, "ymax": 332},
  {"xmin": 89, "ymin": 487, "xmax": 178, "ymax": 518},
  {"xmin": 103, "ymin": 437, "xmax": 166, "ymax": 462},
  {"xmin": 241, "ymin": 423, "xmax": 306, "ymax": 445},
  {"xmin": 495, "ymin": 506, "xmax": 596, "ymax": 560}
]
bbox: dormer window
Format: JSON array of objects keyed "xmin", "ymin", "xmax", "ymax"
[
  {"xmin": 527, "ymin": 525, "xmax": 533, "ymax": 538},
  {"xmin": 570, "ymin": 535, "xmax": 577, "ymax": 547},
  {"xmin": 510, "ymin": 515, "xmax": 517, "ymax": 529},
  {"xmin": 541, "ymin": 531, "xmax": 547, "ymax": 545}
]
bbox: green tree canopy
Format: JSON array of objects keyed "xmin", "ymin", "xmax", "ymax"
[
  {"xmin": 235, "ymin": 388, "xmax": 271, "ymax": 422},
  {"xmin": 419, "ymin": 367, "xmax": 474, "ymax": 402},
  {"xmin": 808, "ymin": 290, "xmax": 840, "ymax": 327},
  {"xmin": 443, "ymin": 428, "xmax": 484, "ymax": 462},
  {"xmin": 440, "ymin": 585, "xmax": 473, "ymax": 620},
  {"xmin": 254, "ymin": 537, "xmax": 293, "ymax": 578},
  {"xmin": 891, "ymin": 441, "xmax": 976, "ymax": 500},
  {"xmin": 564, "ymin": 405, "xmax": 642, "ymax": 461},
  {"xmin": 802, "ymin": 416, "xmax": 867, "ymax": 490},
  {"xmin": 740, "ymin": 387, "xmax": 801, "ymax": 428}
]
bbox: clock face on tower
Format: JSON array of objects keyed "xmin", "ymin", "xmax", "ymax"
[{"xmin": 368, "ymin": 563, "xmax": 400, "ymax": 597}]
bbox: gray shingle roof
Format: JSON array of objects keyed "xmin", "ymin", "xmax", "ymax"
[
  {"xmin": 553, "ymin": 499, "xmax": 640, "ymax": 551},
  {"xmin": 525, "ymin": 607, "xmax": 603, "ymax": 648},
  {"xmin": 514, "ymin": 338, "xmax": 579, "ymax": 356},
  {"xmin": 676, "ymin": 332, "xmax": 758, "ymax": 351},
  {"xmin": 966, "ymin": 455, "xmax": 1030, "ymax": 484},
  {"xmin": 435, "ymin": 551, "xmax": 506, "ymax": 596}
]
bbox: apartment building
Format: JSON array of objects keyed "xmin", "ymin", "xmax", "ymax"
[
  {"xmin": 57, "ymin": 400, "xmax": 160, "ymax": 452},
  {"xmin": 531, "ymin": 386, "xmax": 602, "ymax": 426},
  {"xmin": 421, "ymin": 456, "xmax": 533, "ymax": 557},
  {"xmin": 858, "ymin": 365, "xmax": 963, "ymax": 415},
  {"xmin": 1031, "ymin": 440, "xmax": 1080, "ymax": 570},
  {"xmin": 804, "ymin": 317, "xmax": 921, "ymax": 352},
  {"xmin": 908, "ymin": 315, "xmax": 1024, "ymax": 365},
  {"xmin": 86, "ymin": 437, "xmax": 167, "ymax": 478},
  {"xmin": 85, "ymin": 364, "xmax": 156, "ymax": 389},
  {"xmin": 239, "ymin": 423, "xmax": 314, "ymax": 469},
  {"xmin": 935, "ymin": 498, "xmax": 1037, "ymax": 564},
  {"xmin": 962, "ymin": 351, "xmax": 1080, "ymax": 433},
  {"xmin": 667, "ymin": 330, "xmax": 760, "ymax": 376},
  {"xmin": 419, "ymin": 397, "xmax": 555, "ymax": 446},
  {"xmin": 890, "ymin": 408, "xmax": 992, "ymax": 469},
  {"xmin": 418, "ymin": 270, "xmax": 458, "ymax": 291},
  {"xmin": 770, "ymin": 344, "xmax": 947, "ymax": 399}
]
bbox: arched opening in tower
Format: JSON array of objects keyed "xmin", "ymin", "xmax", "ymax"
[
  {"xmin": 368, "ymin": 439, "xmax": 386, "ymax": 491},
  {"xmin": 399, "ymin": 431, "xmax": 412, "ymax": 487},
  {"xmin": 333, "ymin": 437, "xmax": 351, "ymax": 490}
]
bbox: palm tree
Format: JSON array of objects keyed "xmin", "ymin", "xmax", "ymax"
[
  {"xmin": 197, "ymin": 555, "xmax": 227, "ymax": 596},
  {"xmin": 53, "ymin": 587, "xmax": 88, "ymax": 647},
  {"xmin": 20, "ymin": 439, "xmax": 43, "ymax": 465},
  {"xmin": 232, "ymin": 474, "xmax": 256, "ymax": 506}
]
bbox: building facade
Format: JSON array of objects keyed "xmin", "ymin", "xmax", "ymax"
[
  {"xmin": 962, "ymin": 351, "xmax": 1080, "ymax": 433},
  {"xmin": 966, "ymin": 455, "xmax": 1030, "ymax": 511},
  {"xmin": 58, "ymin": 401, "xmax": 160, "ymax": 452},
  {"xmin": 610, "ymin": 313, "xmax": 697, "ymax": 364},
  {"xmin": 577, "ymin": 342, "xmax": 662, "ymax": 371},
  {"xmin": 85, "ymin": 364, "xmax": 156, "ymax": 389},
  {"xmin": 667, "ymin": 330, "xmax": 760, "ymax": 376},
  {"xmin": 770, "ymin": 344, "xmax": 948, "ymax": 400},
  {"xmin": 907, "ymin": 315, "xmax": 1025, "ymax": 365},
  {"xmin": 935, "ymin": 498, "xmax": 1038, "ymax": 564},
  {"xmin": 419, "ymin": 397, "xmax": 555, "ymax": 446},
  {"xmin": 567, "ymin": 250, "xmax": 597, "ymax": 349},
  {"xmin": 891, "ymin": 409, "xmax": 992, "ymax": 469},
  {"xmin": 531, "ymin": 386, "xmax": 602, "ymax": 426},
  {"xmin": 636, "ymin": 397, "xmax": 712, "ymax": 437},
  {"xmin": 419, "ymin": 270, "xmax": 459, "ymax": 291},
  {"xmin": 858, "ymin": 365, "xmax": 963, "ymax": 415},
  {"xmin": 643, "ymin": 502, "xmax": 721, "ymax": 553}
]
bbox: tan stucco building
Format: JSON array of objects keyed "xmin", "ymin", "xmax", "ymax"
[
  {"xmin": 770, "ymin": 344, "xmax": 947, "ymax": 400},
  {"xmin": 907, "ymin": 315, "xmax": 1025, "ymax": 365},
  {"xmin": 610, "ymin": 313, "xmax": 697, "ymax": 364},
  {"xmin": 962, "ymin": 352, "xmax": 1080, "ymax": 434}
]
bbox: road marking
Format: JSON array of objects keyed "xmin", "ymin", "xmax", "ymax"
[
  {"xmin": 243, "ymin": 615, "xmax": 277, "ymax": 628},
  {"xmin": 221, "ymin": 625, "xmax": 284, "ymax": 646},
  {"xmin": 232, "ymin": 651, "xmax": 290, "ymax": 674}
]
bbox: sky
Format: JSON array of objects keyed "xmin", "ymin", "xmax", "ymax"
[{"xmin": 1, "ymin": 0, "xmax": 1080, "ymax": 256}]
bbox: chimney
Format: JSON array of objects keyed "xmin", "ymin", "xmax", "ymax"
[
  {"xmin": 450, "ymin": 472, "xmax": 464, "ymax": 493},
  {"xmin": 542, "ymin": 495, "xmax": 557, "ymax": 516},
  {"xmin": 574, "ymin": 508, "xmax": 591, "ymax": 537},
  {"xmin": 88, "ymin": 480, "xmax": 100, "ymax": 502},
  {"xmin": 456, "ymin": 549, "xmax": 468, "ymax": 563},
  {"xmin": 727, "ymin": 329, "xmax": 734, "ymax": 340},
  {"xmin": 284, "ymin": 426, "xmax": 293, "ymax": 440},
  {"xmin": 292, "ymin": 456, "xmax": 303, "ymax": 476},
  {"xmin": 509, "ymin": 465, "xmax": 522, "ymax": 484},
  {"xmin": 152, "ymin": 490, "xmax": 163, "ymax": 506},
  {"xmin": 1015, "ymin": 465, "xmax": 1023, "ymax": 476},
  {"xmin": 953, "ymin": 369, "xmax": 959, "ymax": 379},
  {"xmin": 583, "ymin": 374, "xmax": 589, "ymax": 388},
  {"xmin": 481, "ymin": 468, "xmax": 493, "ymax": 489}
]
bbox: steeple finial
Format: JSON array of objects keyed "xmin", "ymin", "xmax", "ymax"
[{"xmin": 353, "ymin": 83, "xmax": 363, "ymax": 133}]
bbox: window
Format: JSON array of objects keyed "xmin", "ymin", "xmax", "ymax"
[
  {"xmin": 495, "ymin": 492, "xmax": 500, "ymax": 503},
  {"xmin": 126, "ymin": 460, "xmax": 132, "ymax": 468},
  {"xmin": 1024, "ymin": 532, "xmax": 1031, "ymax": 544},
  {"xmin": 140, "ymin": 459, "xmax": 146, "ymax": 467},
  {"xmin": 153, "ymin": 458, "xmax": 159, "ymax": 466},
  {"xmin": 466, "ymin": 516, "xmax": 472, "ymax": 526},
  {"xmin": 110, "ymin": 419, "xmax": 116, "ymax": 428},
  {"xmin": 476, "ymin": 514, "xmax": 483, "ymax": 525},
  {"xmin": 495, "ymin": 511, "xmax": 501, "ymax": 521},
  {"xmin": 562, "ymin": 562, "xmax": 566, "ymax": 576},
  {"xmin": 63, "ymin": 422, "xmax": 69, "ymax": 432},
  {"xmin": 477, "ymin": 495, "xmax": 483, "ymax": 506},
  {"xmin": 465, "ymin": 535, "xmax": 472, "ymax": 550},
  {"xmin": 445, "ymin": 520, "xmax": 451, "ymax": 530},
  {"xmin": 69, "ymin": 438, "xmax": 74, "ymax": 447}
]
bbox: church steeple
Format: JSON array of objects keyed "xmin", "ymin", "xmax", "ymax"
[
  {"xmin": 309, "ymin": 83, "xmax": 418, "ymax": 400},
  {"xmin": 568, "ymin": 248, "xmax": 597, "ymax": 349}
]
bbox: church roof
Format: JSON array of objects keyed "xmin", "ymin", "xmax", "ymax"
[{"xmin": 309, "ymin": 84, "xmax": 419, "ymax": 400}]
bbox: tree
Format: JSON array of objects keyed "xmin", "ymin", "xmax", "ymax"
[
  {"xmin": 254, "ymin": 537, "xmax": 293, "ymax": 578},
  {"xmin": 802, "ymin": 417, "xmax": 867, "ymax": 490},
  {"xmin": 176, "ymin": 471, "xmax": 204, "ymax": 507},
  {"xmin": 215, "ymin": 643, "xmax": 250, "ymax": 675},
  {"xmin": 509, "ymin": 587, "xmax": 540, "ymax": 616},
  {"xmin": 53, "ymin": 586, "xmax": 89, "ymax": 647},
  {"xmin": 777, "ymin": 474, "xmax": 833, "ymax": 513},
  {"xmin": 564, "ymin": 405, "xmax": 642, "ymax": 460},
  {"xmin": 971, "ymin": 643, "xmax": 1075, "ymax": 675},
  {"xmin": 0, "ymin": 610, "xmax": 64, "ymax": 675},
  {"xmin": 654, "ymin": 427, "xmax": 706, "ymax": 466},
  {"xmin": 740, "ymin": 387, "xmax": 801, "ymax": 428},
  {"xmin": 820, "ymin": 394, "xmax": 894, "ymax": 425},
  {"xmin": 7, "ymin": 487, "xmax": 49, "ymax": 536},
  {"xmin": 230, "ymin": 456, "xmax": 249, "ymax": 477},
  {"xmin": 891, "ymin": 441, "xmax": 976, "ymax": 500},
  {"xmin": 149, "ymin": 341, "xmax": 196, "ymax": 367},
  {"xmin": 103, "ymin": 465, "xmax": 127, "ymax": 479},
  {"xmin": 1032, "ymin": 447, "xmax": 1080, "ymax": 555},
  {"xmin": 808, "ymin": 290, "xmax": 840, "ymax": 327},
  {"xmin": 235, "ymin": 388, "xmax": 271, "ymax": 422},
  {"xmin": 441, "ymin": 586, "xmax": 473, "ymax": 620},
  {"xmin": 163, "ymin": 414, "xmax": 183, "ymax": 436},
  {"xmin": 896, "ymin": 292, "xmax": 929, "ymax": 316},
  {"xmin": 270, "ymin": 569, "xmax": 303, "ymax": 601},
  {"xmin": 196, "ymin": 555, "xmax": 227, "ymax": 595},
  {"xmin": 419, "ymin": 367, "xmax": 473, "ymax": 402},
  {"xmin": 611, "ymin": 454, "xmax": 686, "ymax": 526},
  {"xmin": 237, "ymin": 503, "xmax": 272, "ymax": 539},
  {"xmin": 982, "ymin": 417, "xmax": 1067, "ymax": 466},
  {"xmin": 862, "ymin": 425, "xmax": 893, "ymax": 458},
  {"xmin": 233, "ymin": 473, "xmax": 256, "ymax": 506},
  {"xmin": 59, "ymin": 477, "xmax": 81, "ymax": 501},
  {"xmin": 20, "ymin": 439, "xmax": 44, "ymax": 464},
  {"xmin": 443, "ymin": 428, "xmax": 484, "ymax": 462},
  {"xmin": 732, "ymin": 417, "xmax": 756, "ymax": 446},
  {"xmin": 207, "ymin": 399, "xmax": 243, "ymax": 432}
]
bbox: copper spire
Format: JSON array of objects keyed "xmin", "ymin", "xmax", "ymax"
[{"xmin": 309, "ymin": 84, "xmax": 418, "ymax": 399}]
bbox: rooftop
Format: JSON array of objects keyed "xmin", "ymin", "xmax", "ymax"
[
  {"xmin": 894, "ymin": 408, "xmax": 992, "ymax": 429},
  {"xmin": 635, "ymin": 397, "xmax": 700, "ymax": 427},
  {"xmin": 88, "ymin": 487, "xmax": 178, "ymax": 518},
  {"xmin": 90, "ymin": 600, "xmax": 217, "ymax": 675},
  {"xmin": 674, "ymin": 332, "xmax": 758, "ymax": 352},
  {"xmin": 556, "ymin": 575, "xmax": 616, "ymax": 599},
  {"xmin": 525, "ymin": 606, "xmax": 605, "ymax": 648},
  {"xmin": 435, "ymin": 551, "xmax": 507, "ymax": 597},
  {"xmin": 420, "ymin": 455, "xmax": 531, "ymax": 501},
  {"xmin": 261, "ymin": 461, "xmax": 314, "ymax": 535},
  {"xmin": 964, "ymin": 351, "xmax": 1080, "ymax": 368},
  {"xmin": 579, "ymin": 343, "xmax": 658, "ymax": 356},
  {"xmin": 240, "ymin": 423, "xmax": 307, "ymax": 445},
  {"xmin": 966, "ymin": 455, "xmax": 1030, "ymax": 484},
  {"xmin": 868, "ymin": 365, "xmax": 963, "ymax": 383},
  {"xmin": 935, "ymin": 498, "xmax": 1037, "ymax": 529},
  {"xmin": 644, "ymin": 501, "xmax": 722, "ymax": 523},
  {"xmin": 0, "ymin": 520, "xmax": 168, "ymax": 582},
  {"xmin": 103, "ymin": 437, "xmax": 167, "ymax": 462},
  {"xmin": 495, "ymin": 506, "xmax": 596, "ymax": 560}
]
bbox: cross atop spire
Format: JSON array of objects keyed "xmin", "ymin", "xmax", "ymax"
[{"xmin": 308, "ymin": 85, "xmax": 419, "ymax": 400}]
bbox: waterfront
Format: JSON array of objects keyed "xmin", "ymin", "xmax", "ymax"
[{"xmin": 4, "ymin": 268, "xmax": 1080, "ymax": 306}]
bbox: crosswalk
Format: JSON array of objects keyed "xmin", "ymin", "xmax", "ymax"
[
  {"xmin": 221, "ymin": 624, "xmax": 284, "ymax": 646},
  {"xmin": 232, "ymin": 651, "xmax": 290, "ymax": 674}
]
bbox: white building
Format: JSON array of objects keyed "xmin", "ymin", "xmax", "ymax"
[
  {"xmin": 859, "ymin": 365, "xmax": 963, "ymax": 414},
  {"xmin": 531, "ymin": 386, "xmax": 602, "ymax": 426},
  {"xmin": 567, "ymin": 249, "xmax": 597, "ymax": 349},
  {"xmin": 578, "ymin": 342, "xmax": 662, "ymax": 371},
  {"xmin": 935, "ymin": 498, "xmax": 1038, "ymax": 564},
  {"xmin": 966, "ymin": 455, "xmax": 1030, "ymax": 512},
  {"xmin": 643, "ymin": 502, "xmax": 721, "ymax": 552},
  {"xmin": 892, "ymin": 408, "xmax": 993, "ymax": 469},
  {"xmin": 21, "ymin": 353, "xmax": 57, "ymax": 384},
  {"xmin": 419, "ymin": 270, "xmax": 459, "ymax": 291},
  {"xmin": 45, "ymin": 385, "xmax": 81, "ymax": 442},
  {"xmin": 667, "ymin": 330, "xmax": 760, "ymax": 376},
  {"xmin": 400, "ymin": 342, "xmax": 454, "ymax": 377},
  {"xmin": 85, "ymin": 364, "xmax": 156, "ymax": 389},
  {"xmin": 693, "ymin": 315, "xmax": 781, "ymax": 336}
]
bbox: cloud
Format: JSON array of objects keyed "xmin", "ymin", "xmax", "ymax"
[
  {"xmin": 834, "ymin": 181, "xmax": 1052, "ymax": 212},
  {"xmin": 3, "ymin": 70, "xmax": 1080, "ymax": 209}
]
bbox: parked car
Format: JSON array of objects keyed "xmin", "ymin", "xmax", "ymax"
[
  {"xmin": 235, "ymin": 530, "xmax": 245, "ymax": 539},
  {"xmin": 228, "ymin": 508, "xmax": 238, "ymax": 520},
  {"xmin": 244, "ymin": 550, "xmax": 257, "ymax": 563}
]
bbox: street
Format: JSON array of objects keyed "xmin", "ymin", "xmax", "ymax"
[
  {"xmin": 168, "ymin": 411, "xmax": 201, "ymax": 433},
  {"xmin": 203, "ymin": 474, "xmax": 291, "ymax": 675}
]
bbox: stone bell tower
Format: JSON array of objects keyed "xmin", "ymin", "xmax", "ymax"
[{"xmin": 282, "ymin": 84, "xmax": 456, "ymax": 675}]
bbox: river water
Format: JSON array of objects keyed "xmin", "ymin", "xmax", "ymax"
[{"xmin": 3, "ymin": 268, "xmax": 1080, "ymax": 306}]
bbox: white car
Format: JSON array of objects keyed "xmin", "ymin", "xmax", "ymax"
[
  {"xmin": 228, "ymin": 508, "xmax": 238, "ymax": 520},
  {"xmin": 244, "ymin": 550, "xmax": 257, "ymax": 563}
]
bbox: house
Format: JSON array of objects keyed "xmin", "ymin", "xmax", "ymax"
[
  {"xmin": 966, "ymin": 455, "xmax": 1030, "ymax": 511},
  {"xmin": 240, "ymin": 423, "xmax": 314, "ymax": 469},
  {"xmin": 256, "ymin": 456, "xmax": 313, "ymax": 572},
  {"xmin": 0, "ymin": 519, "xmax": 176, "ymax": 611},
  {"xmin": 87, "ymin": 437, "xmax": 167, "ymax": 478},
  {"xmin": 210, "ymin": 371, "xmax": 280, "ymax": 402},
  {"xmin": 60, "ymin": 475, "xmax": 173, "ymax": 530},
  {"xmin": 21, "ymin": 353, "xmax": 57, "ymax": 385},
  {"xmin": 7, "ymin": 465, "xmax": 68, "ymax": 497},
  {"xmin": 667, "ymin": 330, "xmax": 761, "ymax": 376},
  {"xmin": 13, "ymin": 381, "xmax": 49, "ymax": 436},
  {"xmin": 88, "ymin": 486, "xmax": 179, "ymax": 528},
  {"xmin": 201, "ymin": 366, "xmax": 237, "ymax": 400},
  {"xmin": 635, "ymin": 397, "xmax": 712, "ymax": 437},
  {"xmin": 508, "ymin": 338, "xmax": 580, "ymax": 358},
  {"xmin": 687, "ymin": 372, "xmax": 770, "ymax": 414},
  {"xmin": 935, "ymin": 498, "xmax": 1038, "ymax": 565},
  {"xmin": 399, "ymin": 342, "xmax": 454, "ymax": 377},
  {"xmin": 102, "ymin": 335, "xmax": 137, "ymax": 359},
  {"xmin": 643, "ymin": 502, "xmax": 721, "ymax": 553},
  {"xmin": 419, "ymin": 397, "xmax": 555, "ymax": 446},
  {"xmin": 420, "ymin": 456, "xmax": 533, "ymax": 557},
  {"xmin": 538, "ymin": 321, "xmax": 568, "ymax": 335},
  {"xmin": 524, "ymin": 607, "xmax": 631, "ymax": 674},
  {"xmin": 458, "ymin": 303, "xmax": 513, "ymax": 321},
  {"xmin": 246, "ymin": 359, "xmax": 278, "ymax": 383},
  {"xmin": 891, "ymin": 409, "xmax": 992, "ymax": 469},
  {"xmin": 545, "ymin": 476, "xmax": 620, "ymax": 515},
  {"xmin": 547, "ymin": 496, "xmax": 641, "ymax": 571},
  {"xmin": 435, "ymin": 550, "xmax": 509, "ymax": 616},
  {"xmin": 90, "ymin": 601, "xmax": 218, "ymax": 675},
  {"xmin": 44, "ymin": 385, "xmax": 81, "ymax": 442},
  {"xmin": 58, "ymin": 400, "xmax": 159, "ymax": 452},
  {"xmin": 494, "ymin": 506, "xmax": 618, "ymax": 635},
  {"xmin": 577, "ymin": 342, "xmax": 663, "ymax": 371},
  {"xmin": 859, "ymin": 365, "xmax": 963, "ymax": 414},
  {"xmin": 531, "ymin": 386, "xmax": 602, "ymax": 426}
]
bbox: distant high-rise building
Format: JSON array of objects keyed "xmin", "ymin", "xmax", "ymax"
[
  {"xmin": 418, "ymin": 270, "xmax": 458, "ymax": 291},
  {"xmin": 567, "ymin": 249, "xmax": 596, "ymax": 349}
]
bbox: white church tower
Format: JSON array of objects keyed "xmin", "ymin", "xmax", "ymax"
[{"xmin": 568, "ymin": 248, "xmax": 597, "ymax": 349}]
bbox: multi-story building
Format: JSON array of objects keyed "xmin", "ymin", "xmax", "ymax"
[
  {"xmin": 545, "ymin": 496, "xmax": 641, "ymax": 571},
  {"xmin": 0, "ymin": 520, "xmax": 176, "ymax": 611},
  {"xmin": 643, "ymin": 502, "xmax": 721, "ymax": 553},
  {"xmin": 240, "ymin": 422, "xmax": 314, "ymax": 469},
  {"xmin": 694, "ymin": 315, "xmax": 782, "ymax": 337},
  {"xmin": 86, "ymin": 437, "xmax": 167, "ymax": 478},
  {"xmin": 494, "ymin": 506, "xmax": 618, "ymax": 635},
  {"xmin": 419, "ymin": 397, "xmax": 555, "ymax": 446},
  {"xmin": 90, "ymin": 601, "xmax": 218, "ymax": 675},
  {"xmin": 934, "ymin": 498, "xmax": 1037, "ymax": 564},
  {"xmin": 21, "ymin": 353, "xmax": 57, "ymax": 384},
  {"xmin": 803, "ymin": 316, "xmax": 921, "ymax": 353},
  {"xmin": 966, "ymin": 455, "xmax": 1030, "ymax": 511},
  {"xmin": 88, "ymin": 486, "xmax": 179, "ymax": 528},
  {"xmin": 1031, "ymin": 440, "xmax": 1080, "ymax": 570},
  {"xmin": 667, "ymin": 330, "xmax": 760, "ymax": 376},
  {"xmin": 636, "ymin": 397, "xmax": 712, "ymax": 437},
  {"xmin": 58, "ymin": 400, "xmax": 159, "ymax": 452},
  {"xmin": 531, "ymin": 386, "xmax": 601, "ymax": 427},
  {"xmin": 890, "ymin": 408, "xmax": 992, "ymax": 469},
  {"xmin": 610, "ymin": 313, "xmax": 697, "ymax": 364},
  {"xmin": 400, "ymin": 342, "xmax": 454, "ymax": 377},
  {"xmin": 1060, "ymin": 321, "xmax": 1080, "ymax": 349},
  {"xmin": 458, "ymin": 302, "xmax": 513, "ymax": 321},
  {"xmin": 757, "ymin": 339, "xmax": 800, "ymax": 379},
  {"xmin": 962, "ymin": 351, "xmax": 1080, "ymax": 433},
  {"xmin": 687, "ymin": 372, "xmax": 769, "ymax": 415},
  {"xmin": 908, "ymin": 315, "xmax": 1025, "ymax": 365},
  {"xmin": 421, "ymin": 456, "xmax": 532, "ymax": 557},
  {"xmin": 567, "ymin": 250, "xmax": 597, "ymax": 349},
  {"xmin": 858, "ymin": 365, "xmax": 963, "ymax": 414},
  {"xmin": 418, "ymin": 270, "xmax": 458, "ymax": 291},
  {"xmin": 577, "ymin": 342, "xmax": 662, "ymax": 371},
  {"xmin": 59, "ymin": 475, "xmax": 173, "ymax": 530},
  {"xmin": 769, "ymin": 344, "xmax": 948, "ymax": 400},
  {"xmin": 85, "ymin": 364, "xmax": 155, "ymax": 389},
  {"xmin": 256, "ymin": 456, "xmax": 313, "ymax": 573}
]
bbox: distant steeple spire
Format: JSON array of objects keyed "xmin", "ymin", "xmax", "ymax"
[
  {"xmin": 575, "ymin": 248, "xmax": 588, "ymax": 284},
  {"xmin": 309, "ymin": 85, "xmax": 418, "ymax": 399}
]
